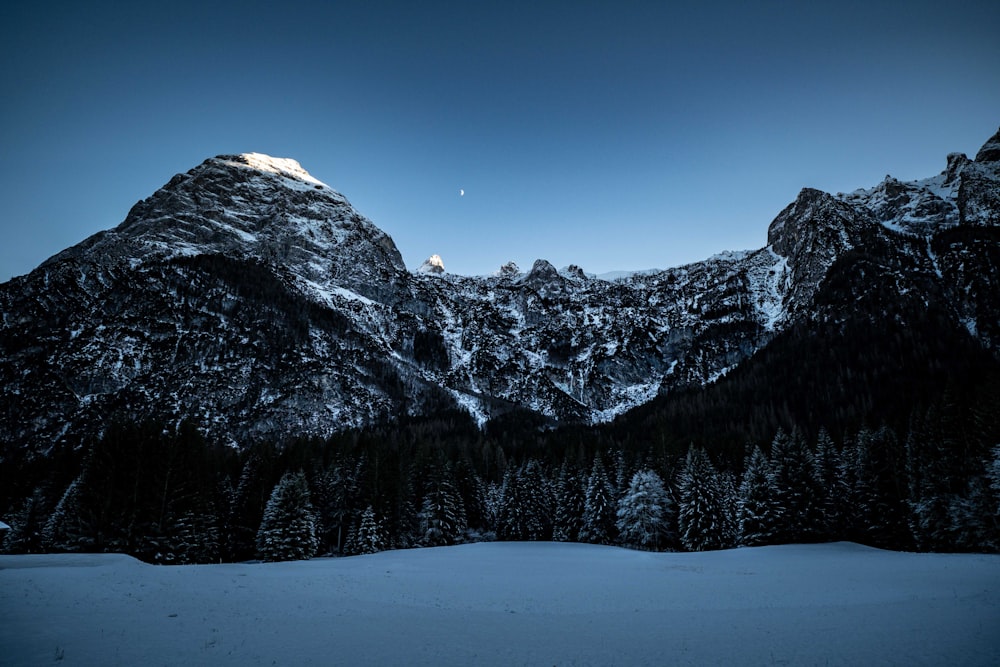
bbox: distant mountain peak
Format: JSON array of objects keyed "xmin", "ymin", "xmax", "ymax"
[
  {"xmin": 497, "ymin": 261, "xmax": 521, "ymax": 278},
  {"xmin": 418, "ymin": 254, "xmax": 446, "ymax": 275},
  {"xmin": 944, "ymin": 152, "xmax": 971, "ymax": 185},
  {"xmin": 521, "ymin": 258, "xmax": 560, "ymax": 284}
]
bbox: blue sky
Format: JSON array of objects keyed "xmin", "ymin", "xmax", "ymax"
[{"xmin": 2, "ymin": 1, "xmax": 998, "ymax": 281}]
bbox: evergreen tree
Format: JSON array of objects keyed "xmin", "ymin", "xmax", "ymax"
[
  {"xmin": 616, "ymin": 469, "xmax": 673, "ymax": 551},
  {"xmin": 812, "ymin": 428, "xmax": 849, "ymax": 540},
  {"xmin": 553, "ymin": 461, "xmax": 585, "ymax": 542},
  {"xmin": 41, "ymin": 475, "xmax": 91, "ymax": 552},
  {"xmin": 481, "ymin": 479, "xmax": 504, "ymax": 535},
  {"xmin": 453, "ymin": 458, "xmax": 488, "ymax": 535},
  {"xmin": 989, "ymin": 445, "xmax": 1000, "ymax": 517},
  {"xmin": 677, "ymin": 446, "xmax": 730, "ymax": 551},
  {"xmin": 580, "ymin": 456, "xmax": 616, "ymax": 545},
  {"xmin": 311, "ymin": 456, "xmax": 360, "ymax": 554},
  {"xmin": 226, "ymin": 443, "xmax": 279, "ymax": 561},
  {"xmin": 419, "ymin": 463, "xmax": 466, "ymax": 546},
  {"xmin": 611, "ymin": 449, "xmax": 629, "ymax": 500},
  {"xmin": 355, "ymin": 505, "xmax": 386, "ymax": 555},
  {"xmin": 256, "ymin": 471, "xmax": 319, "ymax": 562},
  {"xmin": 718, "ymin": 468, "xmax": 739, "ymax": 547},
  {"xmin": 1, "ymin": 488, "xmax": 48, "ymax": 554},
  {"xmin": 947, "ymin": 474, "xmax": 999, "ymax": 552},
  {"xmin": 389, "ymin": 463, "xmax": 421, "ymax": 549},
  {"xmin": 851, "ymin": 427, "xmax": 910, "ymax": 549},
  {"xmin": 497, "ymin": 467, "xmax": 527, "ymax": 540},
  {"xmin": 906, "ymin": 414, "xmax": 954, "ymax": 550},
  {"xmin": 518, "ymin": 459, "xmax": 555, "ymax": 540},
  {"xmin": 768, "ymin": 428, "xmax": 822, "ymax": 543},
  {"xmin": 737, "ymin": 446, "xmax": 779, "ymax": 546},
  {"xmin": 170, "ymin": 505, "xmax": 221, "ymax": 564},
  {"xmin": 149, "ymin": 424, "xmax": 226, "ymax": 564}
]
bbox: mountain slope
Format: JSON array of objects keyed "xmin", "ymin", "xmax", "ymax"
[{"xmin": 2, "ymin": 130, "xmax": 998, "ymax": 453}]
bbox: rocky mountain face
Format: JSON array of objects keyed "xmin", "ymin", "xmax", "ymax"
[{"xmin": 2, "ymin": 131, "xmax": 999, "ymax": 453}]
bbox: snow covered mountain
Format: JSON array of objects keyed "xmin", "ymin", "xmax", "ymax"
[{"xmin": 2, "ymin": 130, "xmax": 999, "ymax": 452}]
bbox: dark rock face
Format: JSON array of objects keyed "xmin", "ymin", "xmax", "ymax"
[
  {"xmin": 974, "ymin": 128, "xmax": 1000, "ymax": 163},
  {"xmin": 2, "ymin": 129, "xmax": 999, "ymax": 452},
  {"xmin": 766, "ymin": 188, "xmax": 863, "ymax": 315},
  {"xmin": 959, "ymin": 142, "xmax": 1000, "ymax": 227},
  {"xmin": 944, "ymin": 153, "xmax": 971, "ymax": 185}
]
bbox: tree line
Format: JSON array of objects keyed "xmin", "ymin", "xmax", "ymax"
[{"xmin": 3, "ymin": 405, "xmax": 998, "ymax": 562}]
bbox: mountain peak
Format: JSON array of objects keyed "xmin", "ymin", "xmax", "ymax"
[
  {"xmin": 526, "ymin": 259, "xmax": 559, "ymax": 280},
  {"xmin": 518, "ymin": 259, "xmax": 565, "ymax": 295},
  {"xmin": 41, "ymin": 153, "xmax": 406, "ymax": 293},
  {"xmin": 417, "ymin": 254, "xmax": 446, "ymax": 275},
  {"xmin": 213, "ymin": 153, "xmax": 328, "ymax": 188},
  {"xmin": 766, "ymin": 188, "xmax": 838, "ymax": 252},
  {"xmin": 944, "ymin": 152, "xmax": 971, "ymax": 184},
  {"xmin": 974, "ymin": 128, "xmax": 1000, "ymax": 163},
  {"xmin": 497, "ymin": 261, "xmax": 521, "ymax": 278}
]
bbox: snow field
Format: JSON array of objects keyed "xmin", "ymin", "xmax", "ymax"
[{"xmin": 1, "ymin": 541, "xmax": 998, "ymax": 666}]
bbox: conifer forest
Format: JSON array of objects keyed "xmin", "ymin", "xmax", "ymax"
[{"xmin": 3, "ymin": 371, "xmax": 998, "ymax": 562}]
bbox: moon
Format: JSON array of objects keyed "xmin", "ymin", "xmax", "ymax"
[{"xmin": 460, "ymin": 189, "xmax": 464, "ymax": 197}]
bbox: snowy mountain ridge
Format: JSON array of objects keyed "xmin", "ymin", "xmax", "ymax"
[{"xmin": 2, "ymin": 130, "xmax": 999, "ymax": 451}]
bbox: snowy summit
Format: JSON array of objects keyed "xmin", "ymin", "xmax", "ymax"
[
  {"xmin": 417, "ymin": 254, "xmax": 445, "ymax": 275},
  {"xmin": 217, "ymin": 153, "xmax": 328, "ymax": 188}
]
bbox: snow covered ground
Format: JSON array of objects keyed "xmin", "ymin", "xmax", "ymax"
[{"xmin": 1, "ymin": 542, "xmax": 997, "ymax": 666}]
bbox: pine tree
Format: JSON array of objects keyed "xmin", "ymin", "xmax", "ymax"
[
  {"xmin": 481, "ymin": 480, "xmax": 504, "ymax": 535},
  {"xmin": 611, "ymin": 449, "xmax": 629, "ymax": 500},
  {"xmin": 813, "ymin": 428, "xmax": 849, "ymax": 540},
  {"xmin": 519, "ymin": 459, "xmax": 554, "ymax": 540},
  {"xmin": 616, "ymin": 469, "xmax": 673, "ymax": 551},
  {"xmin": 718, "ymin": 469, "xmax": 739, "ymax": 547},
  {"xmin": 768, "ymin": 428, "xmax": 822, "ymax": 543},
  {"xmin": 41, "ymin": 475, "xmax": 91, "ymax": 552},
  {"xmin": 389, "ymin": 463, "xmax": 421, "ymax": 549},
  {"xmin": 419, "ymin": 463, "xmax": 466, "ymax": 546},
  {"xmin": 906, "ymin": 393, "xmax": 993, "ymax": 552},
  {"xmin": 677, "ymin": 446, "xmax": 730, "ymax": 551},
  {"xmin": 988, "ymin": 445, "xmax": 1000, "ymax": 517},
  {"xmin": 851, "ymin": 427, "xmax": 910, "ymax": 549},
  {"xmin": 580, "ymin": 456, "xmax": 616, "ymax": 545},
  {"xmin": 906, "ymin": 415, "xmax": 953, "ymax": 550},
  {"xmin": 553, "ymin": 462, "xmax": 585, "ymax": 542},
  {"xmin": 170, "ymin": 505, "xmax": 221, "ymax": 564},
  {"xmin": 227, "ymin": 444, "xmax": 279, "ymax": 561},
  {"xmin": 311, "ymin": 457, "xmax": 360, "ymax": 554},
  {"xmin": 255, "ymin": 471, "xmax": 319, "ymax": 562},
  {"xmin": 737, "ymin": 446, "xmax": 779, "ymax": 546},
  {"xmin": 355, "ymin": 505, "xmax": 386, "ymax": 555},
  {"xmin": 452, "ymin": 458, "xmax": 488, "ymax": 536},
  {"xmin": 948, "ymin": 474, "xmax": 999, "ymax": 552},
  {"xmin": 1, "ymin": 488, "xmax": 48, "ymax": 554},
  {"xmin": 497, "ymin": 467, "xmax": 527, "ymax": 541}
]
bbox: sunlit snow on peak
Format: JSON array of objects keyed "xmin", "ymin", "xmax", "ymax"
[
  {"xmin": 220, "ymin": 153, "xmax": 327, "ymax": 188},
  {"xmin": 417, "ymin": 254, "xmax": 446, "ymax": 275}
]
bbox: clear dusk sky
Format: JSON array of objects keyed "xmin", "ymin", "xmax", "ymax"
[{"xmin": 1, "ymin": 1, "xmax": 999, "ymax": 281}]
